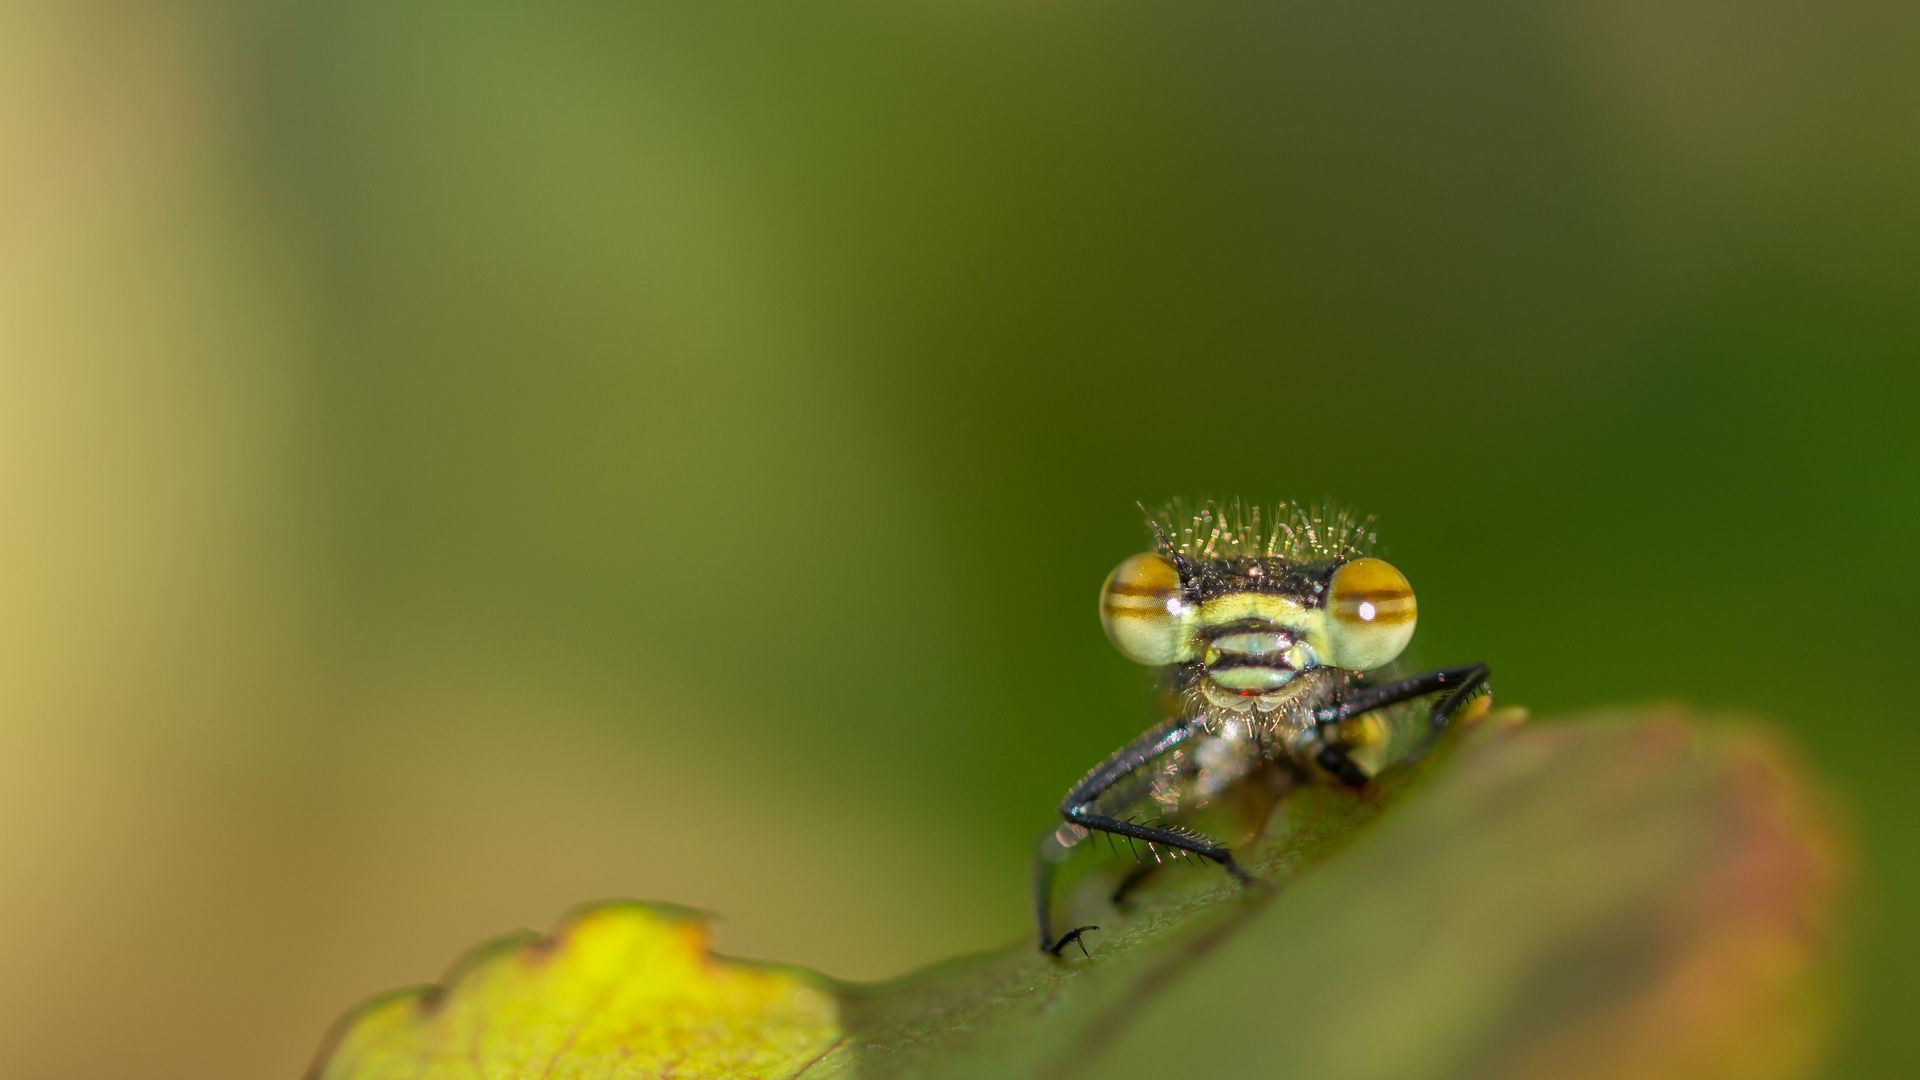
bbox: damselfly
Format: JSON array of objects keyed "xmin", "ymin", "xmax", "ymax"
[{"xmin": 1035, "ymin": 500, "xmax": 1488, "ymax": 956}]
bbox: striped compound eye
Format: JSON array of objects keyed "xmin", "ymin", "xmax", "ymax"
[
  {"xmin": 1322, "ymin": 557, "xmax": 1417, "ymax": 670},
  {"xmin": 1099, "ymin": 553, "xmax": 1195, "ymax": 665}
]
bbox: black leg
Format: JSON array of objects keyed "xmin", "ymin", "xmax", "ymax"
[
  {"xmin": 1034, "ymin": 716, "xmax": 1255, "ymax": 953},
  {"xmin": 1317, "ymin": 662, "xmax": 1490, "ymax": 732},
  {"xmin": 1048, "ymin": 925, "xmax": 1099, "ymax": 958},
  {"xmin": 1034, "ymin": 663, "xmax": 1491, "ymax": 952},
  {"xmin": 1061, "ymin": 810, "xmax": 1253, "ymax": 879},
  {"xmin": 1315, "ymin": 744, "xmax": 1371, "ymax": 788},
  {"xmin": 1059, "ymin": 716, "xmax": 1193, "ymax": 808}
]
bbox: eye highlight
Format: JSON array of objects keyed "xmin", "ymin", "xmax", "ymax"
[
  {"xmin": 1322, "ymin": 557, "xmax": 1417, "ymax": 670},
  {"xmin": 1099, "ymin": 552, "xmax": 1194, "ymax": 665}
]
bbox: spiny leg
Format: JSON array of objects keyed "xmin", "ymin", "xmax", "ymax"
[
  {"xmin": 1310, "ymin": 663, "xmax": 1491, "ymax": 788},
  {"xmin": 1033, "ymin": 668, "xmax": 1495, "ymax": 952},
  {"xmin": 1318, "ymin": 662, "xmax": 1490, "ymax": 731},
  {"xmin": 1428, "ymin": 662, "xmax": 1492, "ymax": 729},
  {"xmin": 1034, "ymin": 716, "xmax": 1256, "ymax": 954},
  {"xmin": 1061, "ymin": 809, "xmax": 1252, "ymax": 883},
  {"xmin": 1035, "ymin": 716, "xmax": 1191, "ymax": 951}
]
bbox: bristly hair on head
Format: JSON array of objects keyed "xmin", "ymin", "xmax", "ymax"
[{"xmin": 1146, "ymin": 498, "xmax": 1377, "ymax": 564}]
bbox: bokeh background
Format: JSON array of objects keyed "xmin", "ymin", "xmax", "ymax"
[{"xmin": 2, "ymin": 1, "xmax": 1914, "ymax": 1077}]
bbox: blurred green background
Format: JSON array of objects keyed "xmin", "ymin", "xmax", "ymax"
[{"xmin": 1, "ymin": 1, "xmax": 1913, "ymax": 1077}]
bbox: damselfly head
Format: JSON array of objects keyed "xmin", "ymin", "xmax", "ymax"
[{"xmin": 1098, "ymin": 500, "xmax": 1417, "ymax": 700}]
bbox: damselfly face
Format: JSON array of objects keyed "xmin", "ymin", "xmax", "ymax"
[{"xmin": 1099, "ymin": 502, "xmax": 1416, "ymax": 711}]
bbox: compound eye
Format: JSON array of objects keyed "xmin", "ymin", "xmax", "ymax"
[
  {"xmin": 1323, "ymin": 557, "xmax": 1417, "ymax": 670},
  {"xmin": 1099, "ymin": 553, "xmax": 1194, "ymax": 665}
]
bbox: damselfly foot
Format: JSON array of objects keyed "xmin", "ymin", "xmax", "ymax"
[{"xmin": 1044, "ymin": 925, "xmax": 1100, "ymax": 959}]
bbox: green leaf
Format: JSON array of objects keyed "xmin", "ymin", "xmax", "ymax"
[{"xmin": 308, "ymin": 706, "xmax": 1846, "ymax": 1080}]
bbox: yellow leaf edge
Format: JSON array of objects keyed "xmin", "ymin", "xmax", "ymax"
[{"xmin": 305, "ymin": 901, "xmax": 844, "ymax": 1080}]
